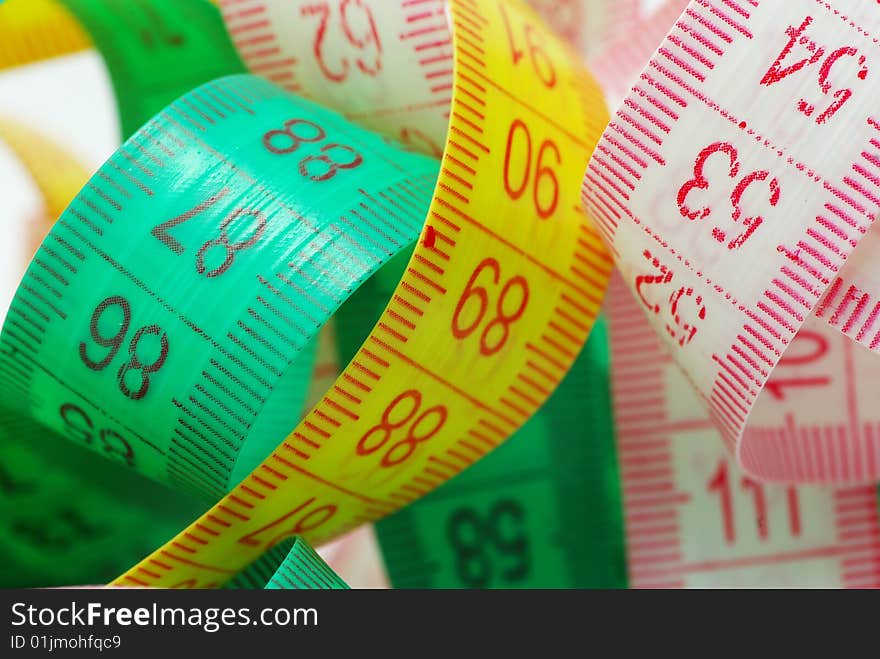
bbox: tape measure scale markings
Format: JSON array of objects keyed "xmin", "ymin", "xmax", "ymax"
[
  {"xmin": 3, "ymin": 0, "xmax": 876, "ymax": 592},
  {"xmin": 0, "ymin": 0, "xmax": 611, "ymax": 589},
  {"xmin": 374, "ymin": 315, "xmax": 626, "ymax": 589},
  {"xmin": 329, "ymin": 235, "xmax": 625, "ymax": 588},
  {"xmin": 583, "ymin": 0, "xmax": 880, "ymax": 485},
  {"xmin": 605, "ymin": 274, "xmax": 880, "ymax": 588},
  {"xmin": 107, "ymin": 0, "xmax": 607, "ymax": 587},
  {"xmin": 0, "ymin": 121, "xmax": 207, "ymax": 588},
  {"xmin": 0, "ymin": 117, "xmax": 351, "ymax": 589}
]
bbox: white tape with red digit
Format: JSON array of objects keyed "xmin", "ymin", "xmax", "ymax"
[
  {"xmin": 585, "ymin": 0, "xmax": 880, "ymax": 485},
  {"xmin": 606, "ymin": 273, "xmax": 880, "ymax": 588}
]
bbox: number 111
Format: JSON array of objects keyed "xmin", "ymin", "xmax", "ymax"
[{"xmin": 707, "ymin": 459, "xmax": 802, "ymax": 544}]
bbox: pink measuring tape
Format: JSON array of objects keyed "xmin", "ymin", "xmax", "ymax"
[
  {"xmin": 607, "ymin": 273, "xmax": 880, "ymax": 587},
  {"xmin": 585, "ymin": 0, "xmax": 880, "ymax": 485}
]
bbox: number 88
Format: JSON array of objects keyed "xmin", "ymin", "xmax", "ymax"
[{"xmin": 356, "ymin": 390, "xmax": 447, "ymax": 467}]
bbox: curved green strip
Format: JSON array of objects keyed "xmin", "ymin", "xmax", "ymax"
[
  {"xmin": 0, "ymin": 415, "xmax": 202, "ymax": 587},
  {"xmin": 228, "ymin": 537, "xmax": 349, "ymax": 590},
  {"xmin": 60, "ymin": 0, "xmax": 246, "ymax": 137}
]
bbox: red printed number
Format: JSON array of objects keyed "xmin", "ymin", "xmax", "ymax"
[
  {"xmin": 635, "ymin": 250, "xmax": 705, "ymax": 347},
  {"xmin": 503, "ymin": 120, "xmax": 560, "ymax": 219},
  {"xmin": 708, "ymin": 459, "xmax": 802, "ymax": 544},
  {"xmin": 357, "ymin": 390, "xmax": 447, "ymax": 467},
  {"xmin": 761, "ymin": 16, "xmax": 868, "ymax": 125},
  {"xmin": 678, "ymin": 142, "xmax": 780, "ymax": 250},
  {"xmin": 302, "ymin": 0, "xmax": 382, "ymax": 82},
  {"xmin": 452, "ymin": 258, "xmax": 529, "ymax": 355},
  {"xmin": 499, "ymin": 1, "xmax": 556, "ymax": 88},
  {"xmin": 238, "ymin": 496, "xmax": 337, "ymax": 548}
]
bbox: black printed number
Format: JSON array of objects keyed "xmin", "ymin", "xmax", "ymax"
[
  {"xmin": 60, "ymin": 402, "xmax": 135, "ymax": 467},
  {"xmin": 79, "ymin": 296, "xmax": 169, "ymax": 401},
  {"xmin": 151, "ymin": 192, "xmax": 267, "ymax": 280},
  {"xmin": 446, "ymin": 499, "xmax": 529, "ymax": 587},
  {"xmin": 195, "ymin": 209, "xmax": 267, "ymax": 278},
  {"xmin": 263, "ymin": 118, "xmax": 364, "ymax": 182}
]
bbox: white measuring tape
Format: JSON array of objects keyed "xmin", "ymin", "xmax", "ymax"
[
  {"xmin": 585, "ymin": 0, "xmax": 880, "ymax": 485},
  {"xmin": 606, "ymin": 273, "xmax": 880, "ymax": 587}
]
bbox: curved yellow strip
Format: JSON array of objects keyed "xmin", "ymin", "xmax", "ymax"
[
  {"xmin": 0, "ymin": 0, "xmax": 91, "ymax": 71},
  {"xmin": 113, "ymin": 0, "xmax": 610, "ymax": 587}
]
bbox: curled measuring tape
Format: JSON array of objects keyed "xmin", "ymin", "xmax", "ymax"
[
  {"xmin": 0, "ymin": 0, "xmax": 367, "ymax": 587},
  {"xmin": 0, "ymin": 119, "xmax": 204, "ymax": 588},
  {"xmin": 584, "ymin": 0, "xmax": 880, "ymax": 485},
  {"xmin": 219, "ymin": 0, "xmax": 627, "ymax": 587},
  {"xmin": 58, "ymin": 0, "xmax": 247, "ymax": 138},
  {"xmin": 606, "ymin": 274, "xmax": 880, "ymax": 588},
  {"xmin": 0, "ymin": 118, "xmax": 349, "ymax": 588},
  {"xmin": 0, "ymin": 0, "xmax": 634, "ymax": 87},
  {"xmin": 374, "ymin": 316, "xmax": 626, "ymax": 588},
  {"xmin": 326, "ymin": 225, "xmax": 625, "ymax": 588},
  {"xmin": 0, "ymin": 0, "xmax": 610, "ymax": 589}
]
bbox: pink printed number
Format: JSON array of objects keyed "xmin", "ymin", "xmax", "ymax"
[
  {"xmin": 635, "ymin": 250, "xmax": 706, "ymax": 347},
  {"xmin": 677, "ymin": 142, "xmax": 780, "ymax": 251},
  {"xmin": 761, "ymin": 16, "xmax": 868, "ymax": 125}
]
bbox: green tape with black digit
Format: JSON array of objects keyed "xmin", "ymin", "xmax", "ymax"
[
  {"xmin": 0, "ymin": 72, "xmax": 438, "ymax": 586},
  {"xmin": 0, "ymin": 1, "xmax": 347, "ymax": 588},
  {"xmin": 336, "ymin": 256, "xmax": 627, "ymax": 588}
]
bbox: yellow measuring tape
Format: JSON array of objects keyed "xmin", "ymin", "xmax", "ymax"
[
  {"xmin": 0, "ymin": 117, "xmax": 91, "ymax": 225},
  {"xmin": 0, "ymin": 0, "xmax": 610, "ymax": 588},
  {"xmin": 0, "ymin": 0, "xmax": 90, "ymax": 71},
  {"xmin": 114, "ymin": 0, "xmax": 609, "ymax": 587}
]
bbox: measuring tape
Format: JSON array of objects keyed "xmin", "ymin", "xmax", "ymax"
[
  {"xmin": 0, "ymin": 1, "xmax": 247, "ymax": 138},
  {"xmin": 0, "ymin": 118, "xmax": 204, "ymax": 588},
  {"xmin": 0, "ymin": 0, "xmax": 609, "ymax": 590},
  {"xmin": 606, "ymin": 274, "xmax": 880, "ymax": 587},
  {"xmin": 374, "ymin": 315, "xmax": 626, "ymax": 588},
  {"xmin": 0, "ymin": 0, "xmax": 372, "ymax": 588},
  {"xmin": 584, "ymin": 0, "xmax": 880, "ymax": 485},
  {"xmin": 58, "ymin": 0, "xmax": 247, "ymax": 138},
  {"xmin": 0, "ymin": 118, "xmax": 349, "ymax": 588},
  {"xmin": 3, "ymin": 0, "xmax": 877, "ymax": 589},
  {"xmin": 0, "ymin": 0, "xmax": 636, "ymax": 82},
  {"xmin": 327, "ymin": 232, "xmax": 624, "ymax": 588},
  {"xmin": 589, "ymin": 0, "xmax": 690, "ymax": 105},
  {"xmin": 216, "ymin": 0, "xmax": 637, "ymax": 590}
]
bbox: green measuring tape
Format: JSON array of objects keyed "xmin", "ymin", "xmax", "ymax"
[
  {"xmin": 333, "ymin": 243, "xmax": 626, "ymax": 588},
  {"xmin": 60, "ymin": 0, "xmax": 246, "ymax": 137},
  {"xmin": 0, "ymin": 71, "xmax": 436, "ymax": 585},
  {"xmin": 372, "ymin": 318, "xmax": 626, "ymax": 588},
  {"xmin": 1, "ymin": 0, "xmax": 346, "ymax": 588},
  {"xmin": 1, "ymin": 0, "xmax": 627, "ymax": 589}
]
